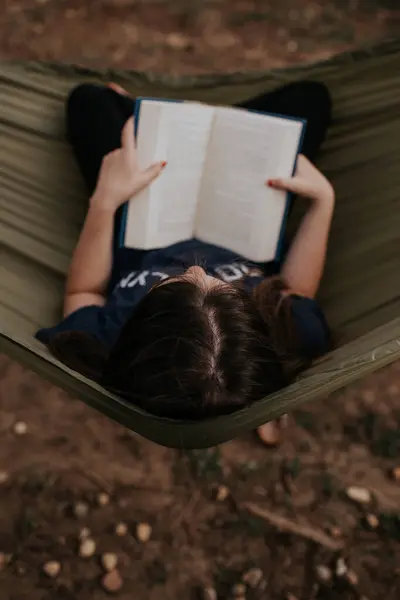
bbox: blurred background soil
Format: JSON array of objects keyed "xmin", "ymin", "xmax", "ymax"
[{"xmin": 0, "ymin": 1, "xmax": 400, "ymax": 599}]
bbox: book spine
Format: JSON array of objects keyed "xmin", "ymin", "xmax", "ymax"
[
  {"xmin": 274, "ymin": 118, "xmax": 307, "ymax": 263},
  {"xmin": 118, "ymin": 98, "xmax": 143, "ymax": 248}
]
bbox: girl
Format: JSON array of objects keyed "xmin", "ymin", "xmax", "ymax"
[{"xmin": 36, "ymin": 81, "xmax": 334, "ymax": 444}]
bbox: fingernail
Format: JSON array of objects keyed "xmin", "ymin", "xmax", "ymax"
[
  {"xmin": 267, "ymin": 179, "xmax": 274, "ymax": 187},
  {"xmin": 161, "ymin": 161, "xmax": 167, "ymax": 168}
]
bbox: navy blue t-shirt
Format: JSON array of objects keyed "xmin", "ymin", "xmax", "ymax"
[{"xmin": 36, "ymin": 239, "xmax": 331, "ymax": 358}]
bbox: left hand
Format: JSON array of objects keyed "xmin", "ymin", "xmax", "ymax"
[
  {"xmin": 267, "ymin": 154, "xmax": 334, "ymax": 207},
  {"xmin": 91, "ymin": 117, "xmax": 166, "ymax": 213}
]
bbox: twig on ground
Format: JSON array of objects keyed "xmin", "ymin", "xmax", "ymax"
[
  {"xmin": 73, "ymin": 467, "xmax": 113, "ymax": 494},
  {"xmin": 243, "ymin": 502, "xmax": 344, "ymax": 551},
  {"xmin": 172, "ymin": 489, "xmax": 202, "ymax": 529}
]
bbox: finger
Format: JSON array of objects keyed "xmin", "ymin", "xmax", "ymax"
[
  {"xmin": 139, "ymin": 161, "xmax": 167, "ymax": 187},
  {"xmin": 266, "ymin": 177, "xmax": 298, "ymax": 192},
  {"xmin": 121, "ymin": 117, "xmax": 136, "ymax": 156}
]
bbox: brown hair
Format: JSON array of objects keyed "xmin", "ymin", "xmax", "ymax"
[{"xmin": 49, "ymin": 277, "xmax": 309, "ymax": 419}]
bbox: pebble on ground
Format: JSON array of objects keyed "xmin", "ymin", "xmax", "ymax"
[
  {"xmin": 101, "ymin": 569, "xmax": 123, "ymax": 593},
  {"xmin": 136, "ymin": 522, "xmax": 152, "ymax": 543},
  {"xmin": 79, "ymin": 538, "xmax": 96, "ymax": 558}
]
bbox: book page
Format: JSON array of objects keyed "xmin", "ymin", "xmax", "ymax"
[
  {"xmin": 195, "ymin": 107, "xmax": 304, "ymax": 262},
  {"xmin": 143, "ymin": 101, "xmax": 215, "ymax": 249},
  {"xmin": 123, "ymin": 101, "xmax": 163, "ymax": 248}
]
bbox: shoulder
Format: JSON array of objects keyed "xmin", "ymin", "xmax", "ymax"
[{"xmin": 288, "ymin": 294, "xmax": 332, "ymax": 359}]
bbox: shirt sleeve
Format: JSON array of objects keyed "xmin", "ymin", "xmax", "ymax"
[
  {"xmin": 289, "ymin": 295, "xmax": 332, "ymax": 359},
  {"xmin": 35, "ymin": 305, "xmax": 105, "ymax": 346}
]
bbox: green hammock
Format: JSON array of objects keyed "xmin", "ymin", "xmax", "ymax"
[{"xmin": 1, "ymin": 38, "xmax": 400, "ymax": 449}]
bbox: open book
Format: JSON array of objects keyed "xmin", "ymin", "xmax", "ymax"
[{"xmin": 119, "ymin": 98, "xmax": 305, "ymax": 263}]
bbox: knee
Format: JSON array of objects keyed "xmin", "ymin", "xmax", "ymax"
[
  {"xmin": 302, "ymin": 81, "xmax": 332, "ymax": 113},
  {"xmin": 307, "ymin": 80, "xmax": 331, "ymax": 101},
  {"xmin": 66, "ymin": 83, "xmax": 105, "ymax": 119}
]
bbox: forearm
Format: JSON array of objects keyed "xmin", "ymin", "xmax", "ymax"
[
  {"xmin": 65, "ymin": 197, "xmax": 115, "ymax": 299},
  {"xmin": 281, "ymin": 197, "xmax": 334, "ymax": 298}
]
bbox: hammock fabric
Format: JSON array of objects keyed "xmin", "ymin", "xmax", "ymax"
[{"xmin": 1, "ymin": 39, "xmax": 400, "ymax": 449}]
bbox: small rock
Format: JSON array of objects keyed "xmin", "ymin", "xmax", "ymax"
[
  {"xmin": 65, "ymin": 8, "xmax": 80, "ymax": 19},
  {"xmin": 203, "ymin": 587, "xmax": 217, "ymax": 600},
  {"xmin": 346, "ymin": 569, "xmax": 359, "ymax": 586},
  {"xmin": 101, "ymin": 552, "xmax": 118, "ymax": 572},
  {"xmin": 101, "ymin": 569, "xmax": 123, "ymax": 594},
  {"xmin": 0, "ymin": 552, "xmax": 6, "ymax": 571},
  {"xmin": 210, "ymin": 32, "xmax": 236, "ymax": 50},
  {"xmin": 242, "ymin": 567, "xmax": 263, "ymax": 588},
  {"xmin": 346, "ymin": 486, "xmax": 371, "ymax": 505},
  {"xmin": 79, "ymin": 527, "xmax": 91, "ymax": 539},
  {"xmin": 286, "ymin": 40, "xmax": 299, "ymax": 54},
  {"xmin": 0, "ymin": 471, "xmax": 9, "ymax": 485},
  {"xmin": 387, "ymin": 383, "xmax": 399, "ymax": 396},
  {"xmin": 79, "ymin": 538, "xmax": 96, "ymax": 558},
  {"xmin": 244, "ymin": 46, "xmax": 265, "ymax": 61},
  {"xmin": 1, "ymin": 553, "xmax": 12, "ymax": 567},
  {"xmin": 304, "ymin": 7, "xmax": 317, "ymax": 21},
  {"xmin": 115, "ymin": 522, "xmax": 128, "ymax": 536},
  {"xmin": 233, "ymin": 582, "xmax": 247, "ymax": 597},
  {"xmin": 58, "ymin": 536, "xmax": 66, "ymax": 545},
  {"xmin": 216, "ymin": 485, "xmax": 229, "ymax": 502},
  {"xmin": 329, "ymin": 526, "xmax": 342, "ymax": 539},
  {"xmin": 73, "ymin": 501, "xmax": 89, "ymax": 519},
  {"xmin": 165, "ymin": 32, "xmax": 190, "ymax": 50},
  {"xmin": 42, "ymin": 560, "xmax": 61, "ymax": 578},
  {"xmin": 32, "ymin": 24, "xmax": 45, "ymax": 35},
  {"xmin": 390, "ymin": 466, "xmax": 400, "ymax": 482},
  {"xmin": 257, "ymin": 421, "xmax": 281, "ymax": 447},
  {"xmin": 13, "ymin": 421, "xmax": 28, "ymax": 435},
  {"xmin": 97, "ymin": 492, "xmax": 110, "ymax": 507},
  {"xmin": 336, "ymin": 557, "xmax": 348, "ymax": 577},
  {"xmin": 361, "ymin": 389, "xmax": 375, "ymax": 404},
  {"xmin": 136, "ymin": 522, "xmax": 152, "ymax": 543},
  {"xmin": 315, "ymin": 565, "xmax": 332, "ymax": 583},
  {"xmin": 286, "ymin": 594, "xmax": 298, "ymax": 600},
  {"xmin": 365, "ymin": 513, "xmax": 379, "ymax": 529}
]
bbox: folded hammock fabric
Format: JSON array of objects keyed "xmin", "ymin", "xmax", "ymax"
[{"xmin": 1, "ymin": 38, "xmax": 400, "ymax": 449}]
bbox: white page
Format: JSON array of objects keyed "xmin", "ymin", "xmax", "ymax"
[
  {"xmin": 195, "ymin": 107, "xmax": 303, "ymax": 262},
  {"xmin": 123, "ymin": 101, "xmax": 163, "ymax": 248},
  {"xmin": 143, "ymin": 101, "xmax": 215, "ymax": 249}
]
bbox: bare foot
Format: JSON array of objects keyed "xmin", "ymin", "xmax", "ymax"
[
  {"xmin": 257, "ymin": 415, "xmax": 289, "ymax": 447},
  {"xmin": 107, "ymin": 82, "xmax": 130, "ymax": 96}
]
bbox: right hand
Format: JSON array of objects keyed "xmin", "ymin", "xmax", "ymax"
[
  {"xmin": 91, "ymin": 117, "xmax": 166, "ymax": 213},
  {"xmin": 267, "ymin": 154, "xmax": 334, "ymax": 206}
]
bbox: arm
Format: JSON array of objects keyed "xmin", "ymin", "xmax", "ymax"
[
  {"xmin": 280, "ymin": 197, "xmax": 334, "ymax": 298},
  {"xmin": 267, "ymin": 155, "xmax": 335, "ymax": 298},
  {"xmin": 64, "ymin": 201, "xmax": 114, "ymax": 317},
  {"xmin": 63, "ymin": 117, "xmax": 166, "ymax": 317}
]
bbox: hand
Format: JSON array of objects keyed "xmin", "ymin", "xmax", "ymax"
[
  {"xmin": 107, "ymin": 82, "xmax": 130, "ymax": 96},
  {"xmin": 267, "ymin": 154, "xmax": 334, "ymax": 205},
  {"xmin": 91, "ymin": 117, "xmax": 166, "ymax": 213}
]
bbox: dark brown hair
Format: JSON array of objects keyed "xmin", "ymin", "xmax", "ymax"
[{"xmin": 49, "ymin": 277, "xmax": 309, "ymax": 419}]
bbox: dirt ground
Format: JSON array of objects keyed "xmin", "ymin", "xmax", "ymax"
[{"xmin": 1, "ymin": 1, "xmax": 400, "ymax": 599}]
